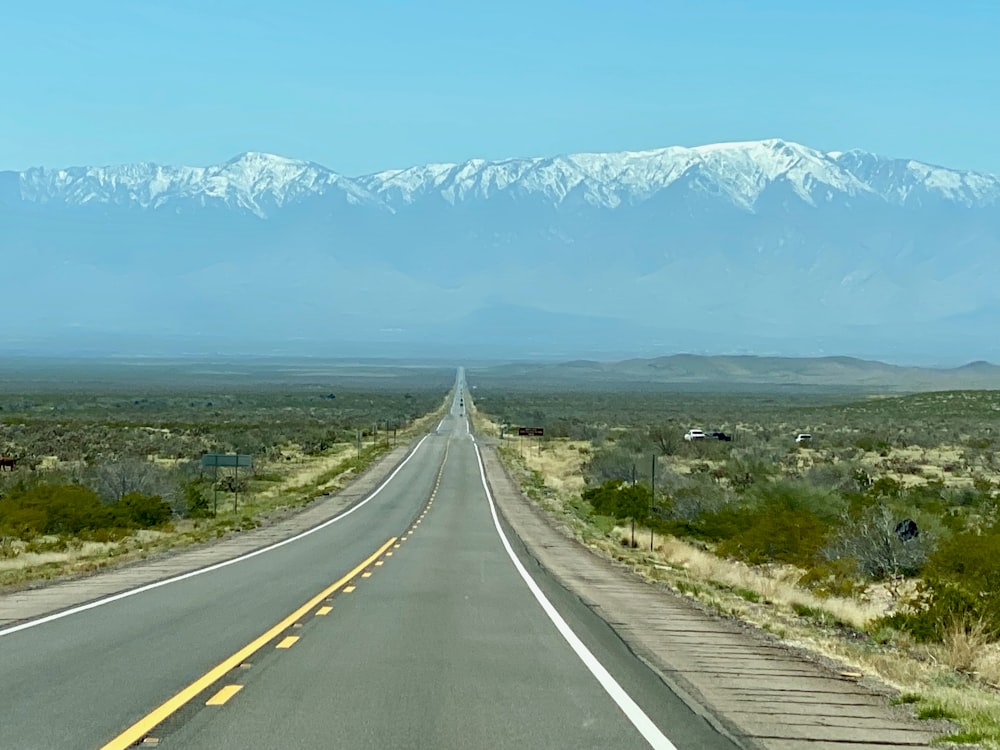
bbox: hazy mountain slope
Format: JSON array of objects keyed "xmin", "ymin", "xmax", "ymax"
[
  {"xmin": 469, "ymin": 354, "xmax": 1000, "ymax": 391},
  {"xmin": 2, "ymin": 139, "xmax": 999, "ymax": 363}
]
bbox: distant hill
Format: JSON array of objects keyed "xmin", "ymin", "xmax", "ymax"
[{"xmin": 469, "ymin": 354, "xmax": 1000, "ymax": 391}]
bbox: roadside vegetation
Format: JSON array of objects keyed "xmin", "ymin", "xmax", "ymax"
[
  {"xmin": 0, "ymin": 372, "xmax": 452, "ymax": 588},
  {"xmin": 469, "ymin": 386, "xmax": 1000, "ymax": 747}
]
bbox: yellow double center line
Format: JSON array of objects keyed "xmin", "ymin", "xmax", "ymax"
[{"xmin": 101, "ymin": 536, "xmax": 397, "ymax": 750}]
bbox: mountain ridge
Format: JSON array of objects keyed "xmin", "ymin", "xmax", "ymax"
[
  {"xmin": 3, "ymin": 138, "xmax": 1000, "ymax": 363},
  {"xmin": 7, "ymin": 138, "xmax": 1000, "ymax": 218},
  {"xmin": 471, "ymin": 353, "xmax": 1000, "ymax": 391}
]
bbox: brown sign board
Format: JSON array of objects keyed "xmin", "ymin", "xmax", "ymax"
[{"xmin": 517, "ymin": 427, "xmax": 544, "ymax": 436}]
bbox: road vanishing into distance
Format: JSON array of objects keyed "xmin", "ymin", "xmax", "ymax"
[{"xmin": 0, "ymin": 370, "xmax": 738, "ymax": 750}]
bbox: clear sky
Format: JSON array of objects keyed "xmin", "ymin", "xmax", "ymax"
[{"xmin": 3, "ymin": 0, "xmax": 999, "ymax": 175}]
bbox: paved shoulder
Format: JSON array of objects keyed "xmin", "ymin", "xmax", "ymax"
[{"xmin": 478, "ymin": 442, "xmax": 948, "ymax": 750}]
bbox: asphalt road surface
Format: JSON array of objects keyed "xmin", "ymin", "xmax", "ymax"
[{"xmin": 0, "ymin": 371, "xmax": 740, "ymax": 750}]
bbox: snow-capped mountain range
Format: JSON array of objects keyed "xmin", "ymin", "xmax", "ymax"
[
  {"xmin": 11, "ymin": 138, "xmax": 1000, "ymax": 218},
  {"xmin": 2, "ymin": 138, "xmax": 999, "ymax": 363}
]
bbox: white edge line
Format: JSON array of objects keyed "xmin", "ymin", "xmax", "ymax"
[
  {"xmin": 472, "ymin": 438, "xmax": 678, "ymax": 750},
  {"xmin": 0, "ymin": 434, "xmax": 432, "ymax": 638}
]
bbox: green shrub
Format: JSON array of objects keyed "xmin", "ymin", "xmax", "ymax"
[
  {"xmin": 0, "ymin": 483, "xmax": 112, "ymax": 535},
  {"xmin": 0, "ymin": 482, "xmax": 172, "ymax": 537},
  {"xmin": 581, "ymin": 481, "xmax": 653, "ymax": 522},
  {"xmin": 875, "ymin": 528, "xmax": 1000, "ymax": 642},
  {"xmin": 83, "ymin": 527, "xmax": 129, "ymax": 543},
  {"xmin": 928, "ymin": 528, "xmax": 1000, "ymax": 592},
  {"xmin": 702, "ymin": 481, "xmax": 838, "ymax": 567},
  {"xmin": 716, "ymin": 506, "xmax": 829, "ymax": 567},
  {"xmin": 182, "ymin": 479, "xmax": 213, "ymax": 518},
  {"xmin": 855, "ymin": 435, "xmax": 891, "ymax": 453},
  {"xmin": 114, "ymin": 492, "xmax": 172, "ymax": 527},
  {"xmin": 916, "ymin": 704, "xmax": 956, "ymax": 721}
]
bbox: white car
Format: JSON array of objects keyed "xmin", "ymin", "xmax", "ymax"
[
  {"xmin": 795, "ymin": 433, "xmax": 812, "ymax": 444},
  {"xmin": 684, "ymin": 429, "xmax": 706, "ymax": 441}
]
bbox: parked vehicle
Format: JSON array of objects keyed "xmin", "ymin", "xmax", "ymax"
[
  {"xmin": 684, "ymin": 429, "xmax": 706, "ymax": 441},
  {"xmin": 710, "ymin": 431, "xmax": 732, "ymax": 441},
  {"xmin": 795, "ymin": 433, "xmax": 812, "ymax": 444}
]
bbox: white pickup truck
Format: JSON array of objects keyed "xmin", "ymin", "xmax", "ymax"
[{"xmin": 684, "ymin": 429, "xmax": 706, "ymax": 441}]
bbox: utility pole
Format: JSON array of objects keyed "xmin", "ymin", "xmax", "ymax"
[
  {"xmin": 650, "ymin": 454, "xmax": 656, "ymax": 551},
  {"xmin": 631, "ymin": 463, "xmax": 637, "ymax": 547}
]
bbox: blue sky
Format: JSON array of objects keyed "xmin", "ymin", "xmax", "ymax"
[{"xmin": 3, "ymin": 0, "xmax": 999, "ymax": 175}]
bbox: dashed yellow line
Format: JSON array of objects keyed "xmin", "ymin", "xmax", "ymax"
[
  {"xmin": 206, "ymin": 685, "xmax": 242, "ymax": 706},
  {"xmin": 99, "ymin": 536, "xmax": 397, "ymax": 750},
  {"xmin": 103, "ymin": 441, "xmax": 453, "ymax": 748}
]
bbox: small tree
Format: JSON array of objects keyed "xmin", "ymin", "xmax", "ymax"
[
  {"xmin": 182, "ymin": 479, "xmax": 212, "ymax": 518},
  {"xmin": 90, "ymin": 459, "xmax": 164, "ymax": 502},
  {"xmin": 825, "ymin": 502, "xmax": 932, "ymax": 579}
]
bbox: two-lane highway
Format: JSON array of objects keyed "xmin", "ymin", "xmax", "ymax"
[{"xmin": 0, "ymin": 371, "xmax": 741, "ymax": 749}]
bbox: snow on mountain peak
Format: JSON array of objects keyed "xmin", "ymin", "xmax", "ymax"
[
  {"xmin": 12, "ymin": 139, "xmax": 1000, "ymax": 216},
  {"xmin": 356, "ymin": 138, "xmax": 875, "ymax": 210},
  {"xmin": 16, "ymin": 151, "xmax": 382, "ymax": 217}
]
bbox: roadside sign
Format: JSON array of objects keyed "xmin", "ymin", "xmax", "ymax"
[
  {"xmin": 201, "ymin": 453, "xmax": 253, "ymax": 468},
  {"xmin": 517, "ymin": 427, "xmax": 544, "ymax": 436},
  {"xmin": 201, "ymin": 454, "xmax": 253, "ymax": 515}
]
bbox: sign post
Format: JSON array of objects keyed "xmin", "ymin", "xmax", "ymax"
[
  {"xmin": 201, "ymin": 454, "xmax": 253, "ymax": 515},
  {"xmin": 517, "ymin": 427, "xmax": 544, "ymax": 455}
]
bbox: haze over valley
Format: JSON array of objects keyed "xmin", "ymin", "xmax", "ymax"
[{"xmin": 4, "ymin": 138, "xmax": 999, "ymax": 365}]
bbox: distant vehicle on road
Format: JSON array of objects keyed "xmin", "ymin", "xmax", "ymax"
[
  {"xmin": 795, "ymin": 433, "xmax": 812, "ymax": 444},
  {"xmin": 710, "ymin": 431, "xmax": 732, "ymax": 442},
  {"xmin": 684, "ymin": 429, "xmax": 706, "ymax": 441}
]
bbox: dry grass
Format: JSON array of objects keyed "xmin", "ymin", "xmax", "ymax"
[
  {"xmin": 0, "ymin": 541, "xmax": 119, "ymax": 572},
  {"xmin": 652, "ymin": 535, "xmax": 882, "ymax": 628},
  {"xmin": 255, "ymin": 443, "xmax": 355, "ymax": 499},
  {"xmin": 935, "ymin": 620, "xmax": 1000, "ymax": 686},
  {"xmin": 526, "ymin": 443, "xmax": 587, "ymax": 495}
]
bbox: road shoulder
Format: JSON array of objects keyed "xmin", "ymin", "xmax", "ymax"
[{"xmin": 477, "ymin": 440, "xmax": 952, "ymax": 750}]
